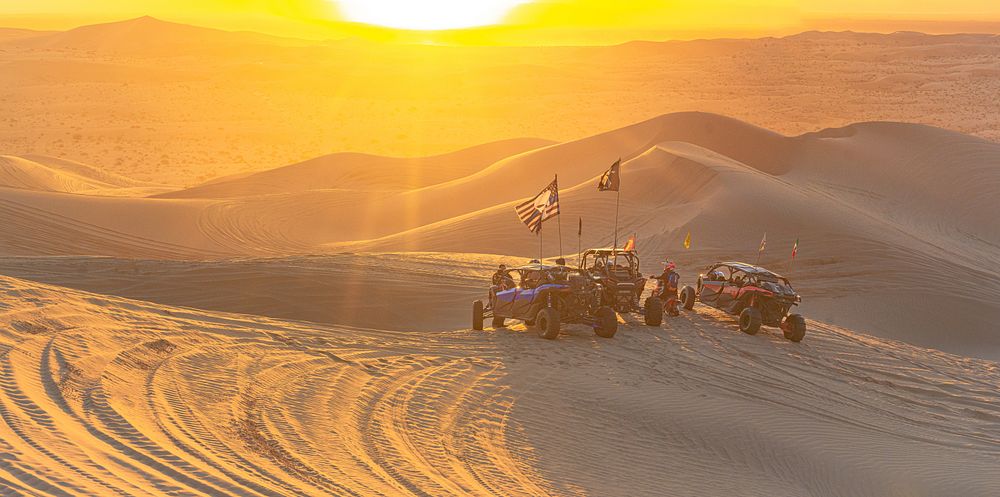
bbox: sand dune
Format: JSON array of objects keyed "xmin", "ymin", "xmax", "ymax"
[
  {"xmin": 0, "ymin": 266, "xmax": 998, "ymax": 495},
  {"xmin": 0, "ymin": 187, "xmax": 231, "ymax": 258},
  {"xmin": 159, "ymin": 138, "xmax": 555, "ymax": 198},
  {"xmin": 0, "ymin": 112, "xmax": 998, "ymax": 356},
  {"xmin": 0, "ymin": 154, "xmax": 164, "ymax": 195},
  {"xmin": 192, "ymin": 112, "xmax": 796, "ymax": 247}
]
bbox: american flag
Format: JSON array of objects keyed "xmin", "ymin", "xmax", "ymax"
[{"xmin": 515, "ymin": 177, "xmax": 560, "ymax": 234}]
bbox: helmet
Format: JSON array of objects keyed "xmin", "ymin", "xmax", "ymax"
[
  {"xmin": 499, "ymin": 264, "xmax": 506, "ymax": 270},
  {"xmin": 663, "ymin": 259, "xmax": 676, "ymax": 271}
]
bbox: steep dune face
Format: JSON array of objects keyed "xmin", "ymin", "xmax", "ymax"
[
  {"xmin": 790, "ymin": 122, "xmax": 1000, "ymax": 252},
  {"xmin": 0, "ymin": 271, "xmax": 998, "ymax": 496}
]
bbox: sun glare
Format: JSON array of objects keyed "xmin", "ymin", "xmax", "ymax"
[{"xmin": 334, "ymin": 0, "xmax": 528, "ymax": 30}]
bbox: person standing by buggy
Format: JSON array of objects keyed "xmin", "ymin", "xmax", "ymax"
[
  {"xmin": 489, "ymin": 264, "xmax": 515, "ymax": 307},
  {"xmin": 492, "ymin": 264, "xmax": 512, "ymax": 288},
  {"xmin": 652, "ymin": 259, "xmax": 681, "ymax": 316}
]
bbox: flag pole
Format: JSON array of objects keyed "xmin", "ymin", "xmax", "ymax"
[
  {"xmin": 577, "ymin": 217, "xmax": 582, "ymax": 267},
  {"xmin": 755, "ymin": 232, "xmax": 765, "ymax": 266},
  {"xmin": 556, "ymin": 175, "xmax": 563, "ymax": 257},
  {"xmin": 613, "ymin": 184, "xmax": 620, "ymax": 254},
  {"xmin": 539, "ymin": 225, "xmax": 543, "ymax": 263},
  {"xmin": 788, "ymin": 238, "xmax": 797, "ymax": 276}
]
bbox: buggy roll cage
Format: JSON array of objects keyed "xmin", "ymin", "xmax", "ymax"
[{"xmin": 580, "ymin": 249, "xmax": 640, "ymax": 274}]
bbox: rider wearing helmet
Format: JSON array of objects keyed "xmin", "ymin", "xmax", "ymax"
[{"xmin": 658, "ymin": 259, "xmax": 681, "ymax": 316}]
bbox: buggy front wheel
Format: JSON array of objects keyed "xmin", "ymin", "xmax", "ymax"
[
  {"xmin": 643, "ymin": 297, "xmax": 663, "ymax": 326},
  {"xmin": 472, "ymin": 300, "xmax": 485, "ymax": 331},
  {"xmin": 535, "ymin": 308, "xmax": 561, "ymax": 340},
  {"xmin": 679, "ymin": 286, "xmax": 696, "ymax": 310},
  {"xmin": 594, "ymin": 306, "xmax": 618, "ymax": 338},
  {"xmin": 739, "ymin": 307, "xmax": 762, "ymax": 335},
  {"xmin": 782, "ymin": 314, "xmax": 806, "ymax": 342}
]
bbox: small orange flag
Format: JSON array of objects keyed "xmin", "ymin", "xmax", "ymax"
[{"xmin": 623, "ymin": 233, "xmax": 636, "ymax": 252}]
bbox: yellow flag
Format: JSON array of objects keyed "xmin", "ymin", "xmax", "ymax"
[{"xmin": 683, "ymin": 231, "xmax": 691, "ymax": 249}]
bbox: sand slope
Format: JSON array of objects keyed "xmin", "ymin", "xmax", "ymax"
[
  {"xmin": 0, "ymin": 253, "xmax": 493, "ymax": 331},
  {"xmin": 0, "ymin": 154, "xmax": 164, "ymax": 195},
  {"xmin": 0, "ymin": 266, "xmax": 998, "ymax": 496},
  {"xmin": 158, "ymin": 138, "xmax": 555, "ymax": 198}
]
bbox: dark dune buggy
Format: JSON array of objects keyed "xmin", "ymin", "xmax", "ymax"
[
  {"xmin": 580, "ymin": 248, "xmax": 663, "ymax": 326},
  {"xmin": 679, "ymin": 261, "xmax": 806, "ymax": 342},
  {"xmin": 473, "ymin": 263, "xmax": 618, "ymax": 339}
]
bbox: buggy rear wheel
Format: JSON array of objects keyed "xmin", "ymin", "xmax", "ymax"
[
  {"xmin": 594, "ymin": 306, "xmax": 618, "ymax": 338},
  {"xmin": 782, "ymin": 314, "xmax": 806, "ymax": 342},
  {"xmin": 535, "ymin": 308, "xmax": 561, "ymax": 340},
  {"xmin": 472, "ymin": 300, "xmax": 484, "ymax": 331},
  {"xmin": 739, "ymin": 307, "xmax": 762, "ymax": 335},
  {"xmin": 679, "ymin": 286, "xmax": 696, "ymax": 310},
  {"xmin": 643, "ymin": 297, "xmax": 663, "ymax": 326},
  {"xmin": 492, "ymin": 316, "xmax": 506, "ymax": 328}
]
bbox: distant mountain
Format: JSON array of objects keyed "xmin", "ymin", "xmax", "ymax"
[
  {"xmin": 0, "ymin": 27, "xmax": 52, "ymax": 43},
  {"xmin": 1, "ymin": 16, "xmax": 314, "ymax": 54}
]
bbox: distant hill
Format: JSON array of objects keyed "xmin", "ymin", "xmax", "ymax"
[
  {"xmin": 0, "ymin": 27, "xmax": 52, "ymax": 43},
  {"xmin": 1, "ymin": 16, "xmax": 314, "ymax": 54}
]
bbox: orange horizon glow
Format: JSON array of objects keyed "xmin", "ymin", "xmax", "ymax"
[{"xmin": 1, "ymin": 0, "xmax": 999, "ymax": 44}]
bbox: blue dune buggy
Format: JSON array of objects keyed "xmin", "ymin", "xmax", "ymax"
[{"xmin": 473, "ymin": 263, "xmax": 618, "ymax": 339}]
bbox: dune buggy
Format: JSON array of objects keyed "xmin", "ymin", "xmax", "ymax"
[
  {"xmin": 473, "ymin": 263, "xmax": 618, "ymax": 339},
  {"xmin": 679, "ymin": 261, "xmax": 806, "ymax": 342},
  {"xmin": 580, "ymin": 248, "xmax": 663, "ymax": 326}
]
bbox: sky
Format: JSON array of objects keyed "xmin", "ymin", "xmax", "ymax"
[{"xmin": 1, "ymin": 0, "xmax": 999, "ymax": 44}]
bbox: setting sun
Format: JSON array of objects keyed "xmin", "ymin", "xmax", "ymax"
[{"xmin": 333, "ymin": 0, "xmax": 528, "ymax": 30}]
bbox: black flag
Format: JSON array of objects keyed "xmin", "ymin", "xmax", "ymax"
[
  {"xmin": 578, "ymin": 217, "xmax": 582, "ymax": 236},
  {"xmin": 597, "ymin": 159, "xmax": 620, "ymax": 192}
]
